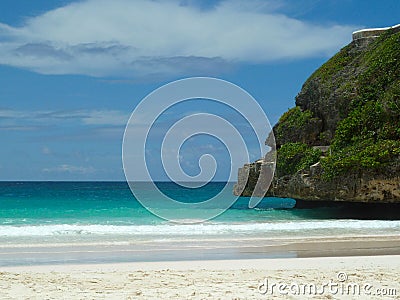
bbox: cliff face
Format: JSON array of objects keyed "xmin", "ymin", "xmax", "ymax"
[
  {"xmin": 267, "ymin": 160, "xmax": 400, "ymax": 203},
  {"xmin": 235, "ymin": 25, "xmax": 400, "ymax": 204}
]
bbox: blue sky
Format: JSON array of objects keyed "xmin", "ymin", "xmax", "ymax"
[{"xmin": 0, "ymin": 0, "xmax": 399, "ymax": 181}]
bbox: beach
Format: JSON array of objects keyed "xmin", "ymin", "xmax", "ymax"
[
  {"xmin": 1, "ymin": 182, "xmax": 399, "ymax": 298},
  {"xmin": 1, "ymin": 0, "xmax": 399, "ymax": 298},
  {"xmin": 1, "ymin": 255, "xmax": 399, "ymax": 299},
  {"xmin": 1, "ymin": 235, "xmax": 400, "ymax": 299}
]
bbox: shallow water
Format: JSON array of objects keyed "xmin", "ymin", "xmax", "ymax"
[{"xmin": 1, "ymin": 182, "xmax": 399, "ymax": 246}]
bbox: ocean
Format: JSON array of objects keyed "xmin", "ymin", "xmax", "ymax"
[{"xmin": 1, "ymin": 181, "xmax": 399, "ymax": 265}]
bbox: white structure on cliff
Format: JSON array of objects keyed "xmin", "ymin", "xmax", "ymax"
[{"xmin": 352, "ymin": 24, "xmax": 400, "ymax": 41}]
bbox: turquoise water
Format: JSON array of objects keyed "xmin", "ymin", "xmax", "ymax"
[
  {"xmin": 0, "ymin": 181, "xmax": 399, "ymax": 245},
  {"xmin": 0, "ymin": 182, "xmax": 295, "ymax": 225}
]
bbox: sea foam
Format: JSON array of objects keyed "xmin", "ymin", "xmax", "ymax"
[{"xmin": 0, "ymin": 220, "xmax": 400, "ymax": 237}]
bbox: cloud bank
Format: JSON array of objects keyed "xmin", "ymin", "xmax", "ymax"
[
  {"xmin": 0, "ymin": 0, "xmax": 355, "ymax": 77},
  {"xmin": 0, "ymin": 108, "xmax": 130, "ymax": 128}
]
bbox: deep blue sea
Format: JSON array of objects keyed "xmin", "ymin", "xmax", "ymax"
[{"xmin": 0, "ymin": 181, "xmax": 399, "ymax": 246}]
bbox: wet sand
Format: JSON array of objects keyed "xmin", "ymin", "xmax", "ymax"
[{"xmin": 1, "ymin": 235, "xmax": 400, "ymax": 266}]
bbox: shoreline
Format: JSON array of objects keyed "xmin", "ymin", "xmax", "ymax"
[{"xmin": 1, "ymin": 234, "xmax": 400, "ymax": 267}]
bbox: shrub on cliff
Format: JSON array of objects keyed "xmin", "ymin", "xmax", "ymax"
[
  {"xmin": 321, "ymin": 30, "xmax": 400, "ymax": 179},
  {"xmin": 277, "ymin": 142, "xmax": 322, "ymax": 176},
  {"xmin": 273, "ymin": 107, "xmax": 322, "ymax": 147},
  {"xmin": 321, "ymin": 139, "xmax": 400, "ymax": 179}
]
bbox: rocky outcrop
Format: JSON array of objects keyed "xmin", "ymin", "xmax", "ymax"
[
  {"xmin": 267, "ymin": 159, "xmax": 400, "ymax": 203},
  {"xmin": 235, "ymin": 24, "xmax": 400, "ymax": 204},
  {"xmin": 233, "ymin": 160, "xmax": 274, "ymax": 198},
  {"xmin": 235, "ymin": 154, "xmax": 400, "ymax": 203}
]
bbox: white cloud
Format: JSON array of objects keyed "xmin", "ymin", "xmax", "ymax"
[
  {"xmin": 0, "ymin": 109, "xmax": 130, "ymax": 127},
  {"xmin": 0, "ymin": 125, "xmax": 40, "ymax": 131},
  {"xmin": 0, "ymin": 109, "xmax": 31, "ymax": 119},
  {"xmin": 80, "ymin": 110, "xmax": 131, "ymax": 126},
  {"xmin": 42, "ymin": 164, "xmax": 95, "ymax": 174},
  {"xmin": 0, "ymin": 0, "xmax": 356, "ymax": 78}
]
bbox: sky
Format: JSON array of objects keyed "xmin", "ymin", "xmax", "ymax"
[{"xmin": 0, "ymin": 0, "xmax": 399, "ymax": 181}]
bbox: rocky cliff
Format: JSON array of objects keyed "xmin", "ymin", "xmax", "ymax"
[{"xmin": 235, "ymin": 24, "xmax": 400, "ymax": 204}]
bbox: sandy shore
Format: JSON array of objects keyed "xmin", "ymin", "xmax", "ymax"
[{"xmin": 1, "ymin": 255, "xmax": 399, "ymax": 299}]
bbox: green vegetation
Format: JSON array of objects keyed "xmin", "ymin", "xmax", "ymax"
[
  {"xmin": 321, "ymin": 30, "xmax": 400, "ymax": 179},
  {"xmin": 321, "ymin": 139, "xmax": 400, "ymax": 179},
  {"xmin": 357, "ymin": 30, "xmax": 400, "ymax": 106},
  {"xmin": 274, "ymin": 29, "xmax": 400, "ymax": 180},
  {"xmin": 277, "ymin": 142, "xmax": 321, "ymax": 176},
  {"xmin": 275, "ymin": 107, "xmax": 316, "ymax": 142},
  {"xmin": 309, "ymin": 43, "xmax": 357, "ymax": 83}
]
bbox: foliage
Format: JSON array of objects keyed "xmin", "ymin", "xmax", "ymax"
[
  {"xmin": 318, "ymin": 131, "xmax": 331, "ymax": 144},
  {"xmin": 309, "ymin": 43, "xmax": 356, "ymax": 83},
  {"xmin": 321, "ymin": 139, "xmax": 400, "ymax": 180},
  {"xmin": 273, "ymin": 30, "xmax": 400, "ymax": 180},
  {"xmin": 321, "ymin": 30, "xmax": 400, "ymax": 179},
  {"xmin": 275, "ymin": 107, "xmax": 316, "ymax": 142},
  {"xmin": 277, "ymin": 142, "xmax": 322, "ymax": 176},
  {"xmin": 355, "ymin": 29, "xmax": 400, "ymax": 106}
]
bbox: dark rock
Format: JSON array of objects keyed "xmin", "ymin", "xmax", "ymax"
[{"xmin": 265, "ymin": 159, "xmax": 400, "ymax": 204}]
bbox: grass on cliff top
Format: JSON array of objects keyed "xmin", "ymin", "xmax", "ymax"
[
  {"xmin": 308, "ymin": 43, "xmax": 357, "ymax": 83},
  {"xmin": 321, "ymin": 29, "xmax": 400, "ymax": 179}
]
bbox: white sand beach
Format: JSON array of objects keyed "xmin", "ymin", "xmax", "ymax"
[{"xmin": 1, "ymin": 255, "xmax": 399, "ymax": 299}]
